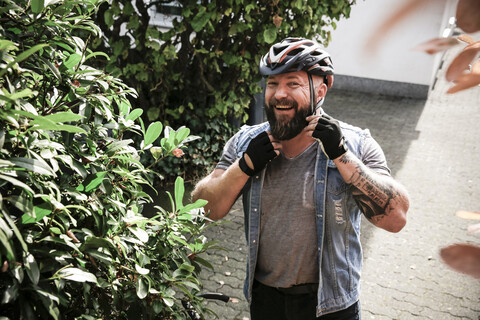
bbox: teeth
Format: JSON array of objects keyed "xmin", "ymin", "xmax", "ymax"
[{"xmin": 276, "ymin": 105, "xmax": 292, "ymax": 109}]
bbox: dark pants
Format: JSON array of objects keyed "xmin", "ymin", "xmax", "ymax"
[{"xmin": 250, "ymin": 280, "xmax": 360, "ymax": 320}]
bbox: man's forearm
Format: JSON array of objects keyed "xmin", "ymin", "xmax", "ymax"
[
  {"xmin": 191, "ymin": 160, "xmax": 250, "ymax": 220},
  {"xmin": 334, "ymin": 151, "xmax": 409, "ymax": 232}
]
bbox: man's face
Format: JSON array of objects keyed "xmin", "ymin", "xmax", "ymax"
[{"xmin": 264, "ymin": 71, "xmax": 311, "ymax": 141}]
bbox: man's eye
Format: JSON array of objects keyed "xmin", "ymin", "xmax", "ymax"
[{"xmin": 267, "ymin": 82, "xmax": 278, "ymax": 86}]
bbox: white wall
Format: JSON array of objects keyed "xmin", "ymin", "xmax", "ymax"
[{"xmin": 325, "ymin": 0, "xmax": 455, "ymax": 86}]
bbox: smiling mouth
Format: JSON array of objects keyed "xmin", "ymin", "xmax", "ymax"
[{"xmin": 275, "ymin": 105, "xmax": 294, "ymax": 110}]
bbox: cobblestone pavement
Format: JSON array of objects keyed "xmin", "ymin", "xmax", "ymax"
[{"xmin": 198, "ymin": 45, "xmax": 480, "ymax": 319}]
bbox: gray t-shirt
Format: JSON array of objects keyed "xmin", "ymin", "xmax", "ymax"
[
  {"xmin": 216, "ymin": 129, "xmax": 390, "ymax": 288},
  {"xmin": 256, "ymin": 142, "xmax": 319, "ymax": 287}
]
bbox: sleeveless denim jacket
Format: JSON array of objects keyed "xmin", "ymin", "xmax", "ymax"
[{"xmin": 231, "ymin": 115, "xmax": 378, "ymax": 317}]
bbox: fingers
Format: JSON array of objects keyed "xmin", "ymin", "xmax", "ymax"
[
  {"xmin": 265, "ymin": 131, "xmax": 282, "ymax": 155},
  {"xmin": 304, "ymin": 115, "xmax": 322, "ymax": 136},
  {"xmin": 243, "ymin": 153, "xmax": 254, "ymax": 170},
  {"xmin": 304, "ymin": 114, "xmax": 335, "ymax": 138}
]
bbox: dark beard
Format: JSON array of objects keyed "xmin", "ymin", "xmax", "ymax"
[{"xmin": 265, "ymin": 98, "xmax": 310, "ymax": 140}]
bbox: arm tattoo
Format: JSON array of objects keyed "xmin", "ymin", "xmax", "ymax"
[{"xmin": 338, "ymin": 153, "xmax": 398, "ymax": 222}]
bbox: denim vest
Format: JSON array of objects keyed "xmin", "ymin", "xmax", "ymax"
[{"xmin": 233, "ymin": 117, "xmax": 373, "ymax": 317}]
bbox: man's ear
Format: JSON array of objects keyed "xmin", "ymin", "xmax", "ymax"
[
  {"xmin": 316, "ymin": 82, "xmax": 327, "ymax": 103},
  {"xmin": 312, "ymin": 74, "xmax": 328, "ymax": 103}
]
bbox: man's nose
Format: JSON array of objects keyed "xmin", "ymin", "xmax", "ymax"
[{"xmin": 273, "ymin": 83, "xmax": 288, "ymax": 99}]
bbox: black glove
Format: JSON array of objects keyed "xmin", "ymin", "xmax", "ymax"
[
  {"xmin": 312, "ymin": 115, "xmax": 348, "ymax": 159},
  {"xmin": 238, "ymin": 131, "xmax": 277, "ymax": 176}
]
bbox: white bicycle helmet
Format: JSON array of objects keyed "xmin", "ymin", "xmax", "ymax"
[{"xmin": 259, "ymin": 38, "xmax": 334, "ymax": 114}]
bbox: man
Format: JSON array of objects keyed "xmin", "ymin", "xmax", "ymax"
[{"xmin": 192, "ymin": 37, "xmax": 409, "ymax": 319}]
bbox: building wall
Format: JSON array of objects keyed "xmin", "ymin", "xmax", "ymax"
[{"xmin": 325, "ymin": 0, "xmax": 457, "ymax": 98}]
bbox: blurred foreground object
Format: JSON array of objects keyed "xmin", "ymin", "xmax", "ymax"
[{"xmin": 367, "ymin": 0, "xmax": 480, "ymax": 94}]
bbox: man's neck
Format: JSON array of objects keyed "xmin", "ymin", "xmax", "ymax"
[{"xmin": 279, "ymin": 131, "xmax": 316, "ymax": 158}]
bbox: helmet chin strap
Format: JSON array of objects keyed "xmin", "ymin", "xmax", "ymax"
[
  {"xmin": 308, "ymin": 73, "xmax": 315, "ymax": 115},
  {"xmin": 308, "ymin": 73, "xmax": 324, "ymax": 115}
]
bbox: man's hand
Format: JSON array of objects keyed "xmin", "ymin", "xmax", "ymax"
[
  {"xmin": 305, "ymin": 114, "xmax": 347, "ymax": 159},
  {"xmin": 239, "ymin": 131, "xmax": 279, "ymax": 176}
]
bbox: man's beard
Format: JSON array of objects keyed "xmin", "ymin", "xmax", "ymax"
[{"xmin": 265, "ymin": 98, "xmax": 310, "ymax": 141}]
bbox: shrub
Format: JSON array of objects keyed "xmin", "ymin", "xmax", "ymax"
[
  {"xmin": 0, "ymin": 0, "xmax": 218, "ymax": 318},
  {"xmin": 94, "ymin": 0, "xmax": 356, "ymax": 182}
]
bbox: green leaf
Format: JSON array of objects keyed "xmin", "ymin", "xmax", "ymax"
[
  {"xmin": 137, "ymin": 253, "xmax": 151, "ymax": 266},
  {"xmin": 181, "ymin": 280, "xmax": 201, "ymax": 291},
  {"xmin": 192, "ymin": 256, "xmax": 214, "ymax": 270},
  {"xmin": 135, "ymin": 264, "xmax": 149, "ymax": 275},
  {"xmin": 263, "ymin": 27, "xmax": 277, "ymax": 44},
  {"xmin": 56, "ymin": 155, "xmax": 87, "ymax": 178},
  {"xmin": 29, "ymin": 117, "xmax": 87, "ymax": 134},
  {"xmin": 86, "ymin": 250, "xmax": 113, "ymax": 264},
  {"xmin": 178, "ymin": 199, "xmax": 208, "ymax": 216},
  {"xmin": 118, "ymin": 100, "xmax": 131, "ymax": 116},
  {"xmin": 147, "ymin": 107, "xmax": 160, "ymax": 121},
  {"xmin": 152, "ymin": 300, "xmax": 163, "ymax": 313},
  {"xmin": 29, "ymin": 116, "xmax": 57, "ymax": 129},
  {"xmin": 111, "ymin": 155, "xmax": 143, "ymax": 168},
  {"xmin": 52, "ymin": 124, "xmax": 86, "ymax": 133},
  {"xmin": 293, "ymin": 0, "xmax": 303, "ymax": 10},
  {"xmin": 0, "ymin": 217, "xmax": 13, "ymax": 239},
  {"xmin": 49, "ymin": 227, "xmax": 62, "ymax": 235},
  {"xmin": 76, "ymin": 172, "xmax": 107, "ymax": 192},
  {"xmin": 43, "ymin": 111, "xmax": 85, "ymax": 123},
  {"xmin": 143, "ymin": 122, "xmax": 163, "ymax": 147},
  {"xmin": 0, "ymin": 40, "xmax": 15, "ymax": 50},
  {"xmin": 9, "ymin": 193, "xmax": 33, "ymax": 216},
  {"xmin": 168, "ymin": 234, "xmax": 188, "ymax": 247},
  {"xmin": 106, "ymin": 140, "xmax": 133, "ymax": 152},
  {"xmin": 179, "ymin": 263, "xmax": 195, "ymax": 273},
  {"xmin": 22, "ymin": 202, "xmax": 52, "ymax": 224},
  {"xmin": 136, "ymin": 277, "xmax": 148, "ymax": 299},
  {"xmin": 25, "ymin": 253, "xmax": 40, "ymax": 285},
  {"xmin": 10, "ymin": 157, "xmax": 55, "ymax": 176},
  {"xmin": 125, "ymin": 108, "xmax": 143, "ymax": 122},
  {"xmin": 128, "ymin": 227, "xmax": 149, "ymax": 243},
  {"xmin": 0, "ymin": 44, "xmax": 49, "ymax": 77},
  {"xmin": 41, "ymin": 57, "xmax": 62, "ymax": 81},
  {"xmin": 84, "ymin": 51, "xmax": 110, "ymax": 62},
  {"xmin": 8, "ymin": 88, "xmax": 37, "ymax": 101},
  {"xmin": 104, "ymin": 9, "xmax": 114, "ymax": 27},
  {"xmin": 150, "ymin": 147, "xmax": 162, "ymax": 160},
  {"xmin": 3, "ymin": 211, "xmax": 28, "ymax": 252},
  {"xmin": 174, "ymin": 127, "xmax": 190, "ymax": 145},
  {"xmin": 81, "ymin": 236, "xmax": 116, "ymax": 251},
  {"xmin": 190, "ymin": 6, "xmax": 211, "ymax": 32},
  {"xmin": 1, "ymin": 283, "xmax": 19, "ymax": 304},
  {"xmin": 174, "ymin": 177, "xmax": 185, "ymax": 211},
  {"xmin": 63, "ymin": 53, "xmax": 82, "ymax": 70},
  {"xmin": 31, "ymin": 0, "xmax": 45, "ymax": 13},
  {"xmin": 0, "ymin": 229, "xmax": 15, "ymax": 261},
  {"xmin": 0, "ymin": 160, "xmax": 14, "ymax": 168},
  {"xmin": 162, "ymin": 297, "xmax": 174, "ymax": 307},
  {"xmin": 36, "ymin": 288, "xmax": 60, "ymax": 320},
  {"xmin": 57, "ymin": 267, "xmax": 97, "ymax": 283},
  {"xmin": 12, "ymin": 264, "xmax": 24, "ymax": 283}
]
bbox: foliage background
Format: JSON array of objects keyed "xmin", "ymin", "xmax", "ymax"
[
  {"xmin": 93, "ymin": 0, "xmax": 356, "ymax": 183},
  {"xmin": 0, "ymin": 0, "xmax": 219, "ymax": 318}
]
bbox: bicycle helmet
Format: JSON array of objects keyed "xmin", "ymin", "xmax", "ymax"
[
  {"xmin": 259, "ymin": 37, "xmax": 334, "ymax": 79},
  {"xmin": 259, "ymin": 38, "xmax": 334, "ymax": 114}
]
